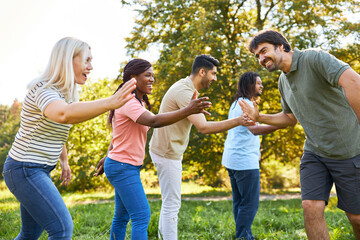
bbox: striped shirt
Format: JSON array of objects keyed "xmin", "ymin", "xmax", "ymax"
[{"xmin": 8, "ymin": 82, "xmax": 72, "ymax": 166}]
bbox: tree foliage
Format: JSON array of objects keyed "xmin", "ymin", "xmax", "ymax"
[
  {"xmin": 0, "ymin": 100, "xmax": 21, "ymax": 177},
  {"xmin": 121, "ymin": 0, "xmax": 360, "ymax": 187}
]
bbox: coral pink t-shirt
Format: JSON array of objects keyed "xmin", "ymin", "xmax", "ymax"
[{"xmin": 108, "ymin": 98, "xmax": 149, "ymax": 166}]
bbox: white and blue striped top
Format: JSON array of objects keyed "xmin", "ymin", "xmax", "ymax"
[{"xmin": 8, "ymin": 82, "xmax": 72, "ymax": 166}]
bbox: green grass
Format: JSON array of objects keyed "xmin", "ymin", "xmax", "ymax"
[{"xmin": 0, "ymin": 181, "xmax": 356, "ymax": 240}]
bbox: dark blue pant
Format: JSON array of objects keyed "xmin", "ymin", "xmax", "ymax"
[
  {"xmin": 2, "ymin": 156, "xmax": 73, "ymax": 240},
  {"xmin": 227, "ymin": 168, "xmax": 260, "ymax": 240},
  {"xmin": 104, "ymin": 157, "xmax": 151, "ymax": 240}
]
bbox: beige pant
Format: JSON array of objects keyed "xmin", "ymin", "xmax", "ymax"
[{"xmin": 150, "ymin": 151, "xmax": 182, "ymax": 240}]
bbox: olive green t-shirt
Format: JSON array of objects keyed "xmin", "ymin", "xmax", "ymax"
[
  {"xmin": 279, "ymin": 48, "xmax": 360, "ymax": 159},
  {"xmin": 149, "ymin": 77, "xmax": 197, "ymax": 160}
]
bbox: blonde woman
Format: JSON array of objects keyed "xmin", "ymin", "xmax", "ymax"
[{"xmin": 2, "ymin": 37, "xmax": 136, "ymax": 240}]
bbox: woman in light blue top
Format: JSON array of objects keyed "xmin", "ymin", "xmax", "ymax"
[{"xmin": 222, "ymin": 72, "xmax": 282, "ymax": 240}]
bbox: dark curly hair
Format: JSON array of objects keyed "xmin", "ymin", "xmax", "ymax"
[{"xmin": 233, "ymin": 72, "xmax": 260, "ymax": 104}]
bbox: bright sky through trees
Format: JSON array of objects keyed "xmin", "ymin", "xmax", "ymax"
[{"xmin": 0, "ymin": 0, "xmax": 137, "ymax": 105}]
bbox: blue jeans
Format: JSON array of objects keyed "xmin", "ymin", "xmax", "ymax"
[
  {"xmin": 227, "ymin": 168, "xmax": 260, "ymax": 240},
  {"xmin": 104, "ymin": 157, "xmax": 150, "ymax": 240},
  {"xmin": 2, "ymin": 156, "xmax": 73, "ymax": 240}
]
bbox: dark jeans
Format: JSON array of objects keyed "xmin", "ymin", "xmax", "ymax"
[
  {"xmin": 104, "ymin": 157, "xmax": 151, "ymax": 240},
  {"xmin": 227, "ymin": 168, "xmax": 260, "ymax": 240},
  {"xmin": 2, "ymin": 156, "xmax": 73, "ymax": 240}
]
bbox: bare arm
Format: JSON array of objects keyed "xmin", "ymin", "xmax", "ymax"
[
  {"xmin": 59, "ymin": 145, "xmax": 71, "ymax": 186},
  {"xmin": 338, "ymin": 68, "xmax": 360, "ymax": 122},
  {"xmin": 239, "ymin": 99, "xmax": 297, "ymax": 127},
  {"xmin": 257, "ymin": 112, "xmax": 297, "ymax": 127},
  {"xmin": 247, "ymin": 123, "xmax": 284, "ymax": 135},
  {"xmin": 188, "ymin": 113, "xmax": 254, "ymax": 134},
  {"xmin": 136, "ymin": 92, "xmax": 211, "ymax": 128},
  {"xmin": 43, "ymin": 78, "xmax": 137, "ymax": 124}
]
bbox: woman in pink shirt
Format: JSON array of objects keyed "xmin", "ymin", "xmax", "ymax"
[{"xmin": 95, "ymin": 59, "xmax": 210, "ymax": 240}]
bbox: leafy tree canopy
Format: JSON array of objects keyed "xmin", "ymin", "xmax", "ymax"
[{"xmin": 120, "ymin": 0, "xmax": 360, "ymax": 187}]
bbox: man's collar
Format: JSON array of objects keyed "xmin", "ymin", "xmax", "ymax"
[
  {"xmin": 187, "ymin": 75, "xmax": 199, "ymax": 91},
  {"xmin": 287, "ymin": 48, "xmax": 301, "ymax": 73}
]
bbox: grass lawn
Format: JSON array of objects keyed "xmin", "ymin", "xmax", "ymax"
[{"xmin": 0, "ymin": 180, "xmax": 356, "ymax": 240}]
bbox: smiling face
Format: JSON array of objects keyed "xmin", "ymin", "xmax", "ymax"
[
  {"xmin": 254, "ymin": 76, "xmax": 263, "ymax": 97},
  {"xmin": 200, "ymin": 66, "xmax": 217, "ymax": 89},
  {"xmin": 253, "ymin": 42, "xmax": 285, "ymax": 72},
  {"xmin": 134, "ymin": 67, "xmax": 154, "ymax": 98},
  {"xmin": 73, "ymin": 49, "xmax": 93, "ymax": 85}
]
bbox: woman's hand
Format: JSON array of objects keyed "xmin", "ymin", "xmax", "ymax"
[
  {"xmin": 60, "ymin": 160, "xmax": 71, "ymax": 187},
  {"xmin": 94, "ymin": 157, "xmax": 106, "ymax": 177},
  {"xmin": 109, "ymin": 78, "xmax": 137, "ymax": 110}
]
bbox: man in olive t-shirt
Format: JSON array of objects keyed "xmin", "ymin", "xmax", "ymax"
[
  {"xmin": 149, "ymin": 54, "xmax": 253, "ymax": 240},
  {"xmin": 240, "ymin": 30, "xmax": 360, "ymax": 240}
]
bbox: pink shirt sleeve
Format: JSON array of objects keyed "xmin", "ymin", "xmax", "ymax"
[{"xmin": 120, "ymin": 98, "xmax": 147, "ymax": 122}]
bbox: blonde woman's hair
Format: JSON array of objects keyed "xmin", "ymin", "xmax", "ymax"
[{"xmin": 28, "ymin": 37, "xmax": 90, "ymax": 102}]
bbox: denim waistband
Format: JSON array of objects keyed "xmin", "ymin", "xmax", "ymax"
[
  {"xmin": 4, "ymin": 156, "xmax": 57, "ymax": 173},
  {"xmin": 106, "ymin": 156, "xmax": 143, "ymax": 170}
]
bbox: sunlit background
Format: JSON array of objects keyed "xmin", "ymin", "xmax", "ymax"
[{"xmin": 0, "ymin": 0, "xmax": 150, "ymax": 106}]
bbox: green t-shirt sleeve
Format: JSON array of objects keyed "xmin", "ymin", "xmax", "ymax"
[
  {"xmin": 280, "ymin": 97, "xmax": 292, "ymax": 114},
  {"xmin": 278, "ymin": 75, "xmax": 292, "ymax": 114},
  {"xmin": 311, "ymin": 50, "xmax": 350, "ymax": 87}
]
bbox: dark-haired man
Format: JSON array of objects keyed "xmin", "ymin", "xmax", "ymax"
[
  {"xmin": 149, "ymin": 54, "xmax": 253, "ymax": 240},
  {"xmin": 240, "ymin": 29, "xmax": 360, "ymax": 240}
]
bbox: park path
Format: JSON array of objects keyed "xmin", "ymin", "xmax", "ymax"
[
  {"xmin": 181, "ymin": 193, "xmax": 303, "ymax": 202},
  {"xmin": 69, "ymin": 193, "xmax": 333, "ymax": 206},
  {"xmin": 167, "ymin": 192, "xmax": 335, "ymax": 202}
]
